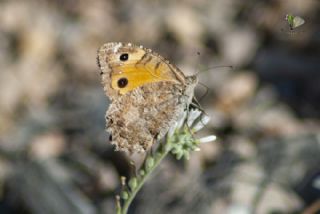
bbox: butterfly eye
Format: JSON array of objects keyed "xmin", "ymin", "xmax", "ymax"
[
  {"xmin": 119, "ymin": 53, "xmax": 129, "ymax": 61},
  {"xmin": 117, "ymin": 77, "xmax": 128, "ymax": 88}
]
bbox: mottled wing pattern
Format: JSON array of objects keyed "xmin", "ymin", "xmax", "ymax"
[
  {"xmin": 106, "ymin": 82, "xmax": 187, "ymax": 153},
  {"xmin": 97, "ymin": 42, "xmax": 197, "ymax": 153}
]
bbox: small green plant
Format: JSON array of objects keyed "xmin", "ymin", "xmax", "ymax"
[{"xmin": 115, "ymin": 109, "xmax": 216, "ymax": 214}]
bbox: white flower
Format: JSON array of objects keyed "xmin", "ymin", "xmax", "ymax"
[
  {"xmin": 187, "ymin": 109, "xmax": 202, "ymax": 127},
  {"xmin": 192, "ymin": 114, "xmax": 210, "ymax": 132},
  {"xmin": 166, "ymin": 108, "xmax": 216, "ymax": 159},
  {"xmin": 198, "ymin": 135, "xmax": 217, "ymax": 143}
]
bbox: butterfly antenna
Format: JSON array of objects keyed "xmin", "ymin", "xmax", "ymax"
[
  {"xmin": 196, "ymin": 65, "xmax": 234, "ymax": 75},
  {"xmin": 195, "ymin": 51, "xmax": 203, "ymax": 75},
  {"xmin": 196, "ymin": 81, "xmax": 210, "ymax": 103},
  {"xmin": 193, "ymin": 64, "xmax": 233, "ymax": 108}
]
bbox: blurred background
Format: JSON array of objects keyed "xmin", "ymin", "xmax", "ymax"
[{"xmin": 0, "ymin": 0, "xmax": 319, "ymax": 213}]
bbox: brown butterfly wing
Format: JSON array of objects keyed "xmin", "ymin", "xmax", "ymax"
[
  {"xmin": 106, "ymin": 81, "xmax": 188, "ymax": 153},
  {"xmin": 98, "ymin": 43, "xmax": 197, "ymax": 153},
  {"xmin": 97, "ymin": 42, "xmax": 188, "ymax": 99}
]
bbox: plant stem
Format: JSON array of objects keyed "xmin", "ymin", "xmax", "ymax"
[
  {"xmin": 250, "ymin": 174, "xmax": 271, "ymax": 213},
  {"xmin": 119, "ymin": 140, "xmax": 172, "ymax": 214}
]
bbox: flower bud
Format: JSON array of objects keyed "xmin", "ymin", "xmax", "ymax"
[
  {"xmin": 121, "ymin": 191, "xmax": 129, "ymax": 200},
  {"xmin": 128, "ymin": 177, "xmax": 138, "ymax": 190},
  {"xmin": 145, "ymin": 156, "xmax": 154, "ymax": 170}
]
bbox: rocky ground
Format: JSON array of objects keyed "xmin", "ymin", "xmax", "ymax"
[{"xmin": 0, "ymin": 0, "xmax": 319, "ymax": 213}]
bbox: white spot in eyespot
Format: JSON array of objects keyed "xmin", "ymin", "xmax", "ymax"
[
  {"xmin": 139, "ymin": 45, "xmax": 143, "ymax": 49},
  {"xmin": 128, "ymin": 43, "xmax": 132, "ymax": 47}
]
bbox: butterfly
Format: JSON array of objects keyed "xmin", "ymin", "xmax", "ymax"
[
  {"xmin": 97, "ymin": 42, "xmax": 198, "ymax": 153},
  {"xmin": 285, "ymin": 14, "xmax": 305, "ymax": 30}
]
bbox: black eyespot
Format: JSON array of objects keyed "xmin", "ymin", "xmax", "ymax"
[
  {"xmin": 119, "ymin": 53, "xmax": 129, "ymax": 61},
  {"xmin": 117, "ymin": 78, "xmax": 128, "ymax": 88},
  {"xmin": 109, "ymin": 135, "xmax": 112, "ymax": 141}
]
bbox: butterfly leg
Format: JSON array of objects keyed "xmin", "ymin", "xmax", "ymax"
[{"xmin": 185, "ymin": 104, "xmax": 196, "ymax": 139}]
